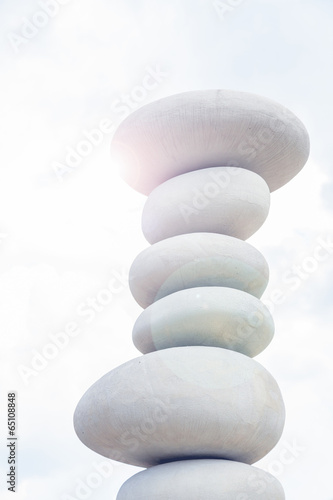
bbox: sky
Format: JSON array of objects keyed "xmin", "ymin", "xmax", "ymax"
[{"xmin": 0, "ymin": 0, "xmax": 333, "ymax": 498}]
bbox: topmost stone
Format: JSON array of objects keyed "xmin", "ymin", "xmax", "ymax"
[{"xmin": 110, "ymin": 89, "xmax": 310, "ymax": 195}]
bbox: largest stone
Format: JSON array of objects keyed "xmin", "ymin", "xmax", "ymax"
[{"xmin": 74, "ymin": 346, "xmax": 285, "ymax": 467}]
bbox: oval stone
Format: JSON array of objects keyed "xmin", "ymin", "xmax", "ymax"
[
  {"xmin": 133, "ymin": 287, "xmax": 274, "ymax": 357},
  {"xmin": 110, "ymin": 89, "xmax": 310, "ymax": 195},
  {"xmin": 74, "ymin": 346, "xmax": 285, "ymax": 468},
  {"xmin": 129, "ymin": 233, "xmax": 269, "ymax": 308},
  {"xmin": 117, "ymin": 459, "xmax": 285, "ymax": 499},
  {"xmin": 142, "ymin": 167, "xmax": 270, "ymax": 244}
]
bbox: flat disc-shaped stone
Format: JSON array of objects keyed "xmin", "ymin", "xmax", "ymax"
[
  {"xmin": 110, "ymin": 89, "xmax": 310, "ymax": 195},
  {"xmin": 74, "ymin": 346, "xmax": 285, "ymax": 467},
  {"xmin": 129, "ymin": 233, "xmax": 269, "ymax": 308},
  {"xmin": 117, "ymin": 459, "xmax": 285, "ymax": 499},
  {"xmin": 133, "ymin": 287, "xmax": 274, "ymax": 357},
  {"xmin": 142, "ymin": 167, "xmax": 270, "ymax": 244}
]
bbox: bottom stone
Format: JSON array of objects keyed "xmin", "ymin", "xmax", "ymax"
[{"xmin": 117, "ymin": 459, "xmax": 285, "ymax": 500}]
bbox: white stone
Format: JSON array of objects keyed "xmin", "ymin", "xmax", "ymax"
[
  {"xmin": 129, "ymin": 233, "xmax": 269, "ymax": 308},
  {"xmin": 133, "ymin": 286, "xmax": 274, "ymax": 357},
  {"xmin": 142, "ymin": 167, "xmax": 270, "ymax": 244},
  {"xmin": 117, "ymin": 459, "xmax": 285, "ymax": 499},
  {"xmin": 110, "ymin": 89, "xmax": 310, "ymax": 195},
  {"xmin": 74, "ymin": 346, "xmax": 285, "ymax": 468}
]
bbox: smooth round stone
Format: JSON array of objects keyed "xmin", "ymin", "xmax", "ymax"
[
  {"xmin": 110, "ymin": 89, "xmax": 310, "ymax": 195},
  {"xmin": 74, "ymin": 346, "xmax": 285, "ymax": 468},
  {"xmin": 132, "ymin": 287, "xmax": 274, "ymax": 357},
  {"xmin": 117, "ymin": 459, "xmax": 285, "ymax": 499},
  {"xmin": 129, "ymin": 233, "xmax": 269, "ymax": 308},
  {"xmin": 142, "ymin": 167, "xmax": 270, "ymax": 244}
]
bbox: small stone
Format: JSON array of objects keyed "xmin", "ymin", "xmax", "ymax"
[
  {"xmin": 142, "ymin": 167, "xmax": 270, "ymax": 243},
  {"xmin": 117, "ymin": 459, "xmax": 285, "ymax": 499},
  {"xmin": 133, "ymin": 286, "xmax": 274, "ymax": 357},
  {"xmin": 129, "ymin": 233, "xmax": 269, "ymax": 308}
]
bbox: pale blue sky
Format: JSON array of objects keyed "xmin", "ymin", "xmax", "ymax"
[{"xmin": 1, "ymin": 1, "xmax": 333, "ymax": 499}]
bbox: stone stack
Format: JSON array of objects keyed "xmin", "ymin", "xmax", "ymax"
[{"xmin": 74, "ymin": 90, "xmax": 310, "ymax": 499}]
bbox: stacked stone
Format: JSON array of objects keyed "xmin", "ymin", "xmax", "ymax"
[{"xmin": 74, "ymin": 90, "xmax": 310, "ymax": 499}]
